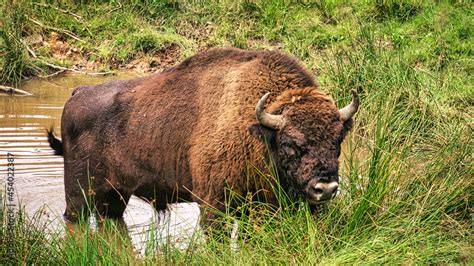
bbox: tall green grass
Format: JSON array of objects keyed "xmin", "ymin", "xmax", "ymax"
[
  {"xmin": 1, "ymin": 0, "xmax": 472, "ymax": 264},
  {"xmin": 0, "ymin": 2, "xmax": 41, "ymax": 85}
]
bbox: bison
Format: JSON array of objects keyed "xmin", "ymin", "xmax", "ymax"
[{"xmin": 47, "ymin": 48, "xmax": 359, "ymax": 226}]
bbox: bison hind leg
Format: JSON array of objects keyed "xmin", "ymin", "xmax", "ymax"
[
  {"xmin": 64, "ymin": 196, "xmax": 92, "ymax": 224},
  {"xmin": 95, "ymin": 189, "xmax": 131, "ymax": 220}
]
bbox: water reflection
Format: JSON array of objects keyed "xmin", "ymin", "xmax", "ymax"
[{"xmin": 0, "ymin": 73, "xmax": 200, "ymax": 254}]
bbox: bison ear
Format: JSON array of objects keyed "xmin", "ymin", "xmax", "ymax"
[
  {"xmin": 248, "ymin": 124, "xmax": 276, "ymax": 144},
  {"xmin": 342, "ymin": 118, "xmax": 353, "ymax": 138}
]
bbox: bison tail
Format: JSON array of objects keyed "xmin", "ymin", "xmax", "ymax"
[{"xmin": 47, "ymin": 126, "xmax": 63, "ymax": 156}]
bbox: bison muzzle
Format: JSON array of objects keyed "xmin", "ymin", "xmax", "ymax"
[{"xmin": 47, "ymin": 48, "xmax": 359, "ymax": 226}]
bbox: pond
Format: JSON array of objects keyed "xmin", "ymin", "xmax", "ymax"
[{"xmin": 0, "ymin": 73, "xmax": 201, "ymax": 254}]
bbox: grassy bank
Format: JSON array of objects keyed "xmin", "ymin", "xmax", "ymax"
[{"xmin": 1, "ymin": 0, "xmax": 473, "ymax": 264}]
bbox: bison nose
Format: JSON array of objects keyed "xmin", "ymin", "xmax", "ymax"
[{"xmin": 308, "ymin": 181, "xmax": 338, "ymax": 203}]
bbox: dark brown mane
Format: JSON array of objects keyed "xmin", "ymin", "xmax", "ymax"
[
  {"xmin": 172, "ymin": 48, "xmax": 315, "ymax": 90},
  {"xmin": 259, "ymin": 51, "xmax": 315, "ymax": 88}
]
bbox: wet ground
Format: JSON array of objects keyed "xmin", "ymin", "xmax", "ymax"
[{"xmin": 0, "ymin": 73, "xmax": 200, "ymax": 253}]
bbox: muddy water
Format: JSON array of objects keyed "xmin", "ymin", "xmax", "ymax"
[{"xmin": 0, "ymin": 73, "xmax": 200, "ymax": 253}]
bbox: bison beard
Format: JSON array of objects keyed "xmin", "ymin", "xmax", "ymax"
[{"xmin": 48, "ymin": 47, "xmax": 359, "ymax": 229}]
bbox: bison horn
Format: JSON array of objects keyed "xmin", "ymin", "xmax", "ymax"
[
  {"xmin": 256, "ymin": 93, "xmax": 284, "ymax": 129},
  {"xmin": 338, "ymin": 89, "xmax": 360, "ymax": 121}
]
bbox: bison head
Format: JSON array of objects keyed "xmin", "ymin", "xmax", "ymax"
[{"xmin": 250, "ymin": 89, "xmax": 359, "ymax": 207}]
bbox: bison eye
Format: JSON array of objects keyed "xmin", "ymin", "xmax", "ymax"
[{"xmin": 283, "ymin": 146, "xmax": 295, "ymax": 156}]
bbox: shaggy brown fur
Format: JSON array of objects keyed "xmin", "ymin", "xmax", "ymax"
[{"xmin": 48, "ymin": 48, "xmax": 354, "ymax": 223}]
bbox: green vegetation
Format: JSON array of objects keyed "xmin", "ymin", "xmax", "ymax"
[{"xmin": 1, "ymin": 0, "xmax": 472, "ymax": 264}]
